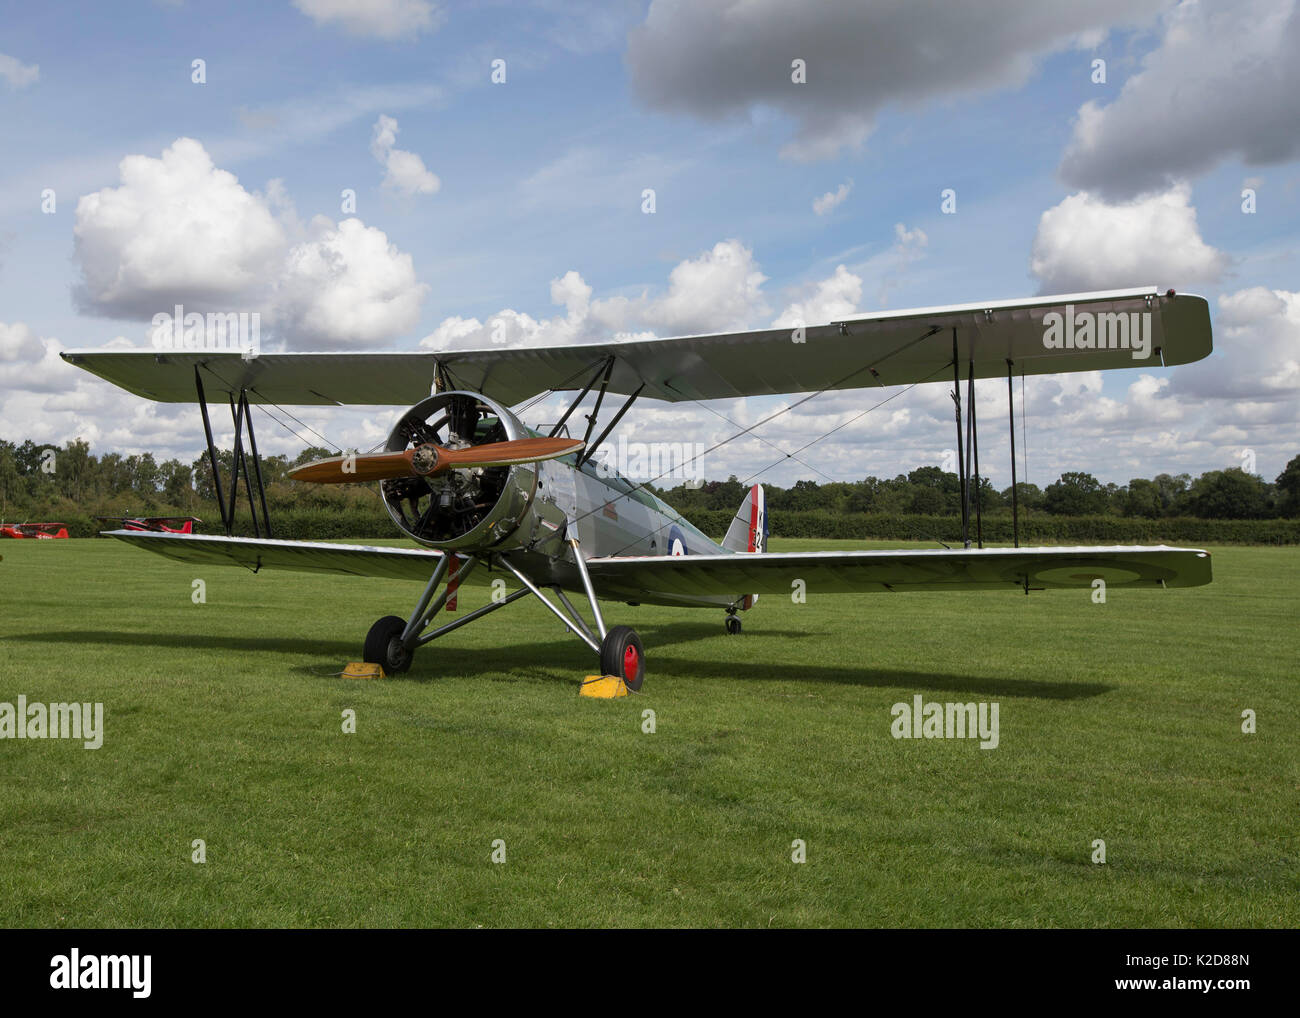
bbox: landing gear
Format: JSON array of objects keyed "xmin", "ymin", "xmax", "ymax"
[
  {"xmin": 359, "ymin": 538, "xmax": 647, "ymax": 689},
  {"xmin": 600, "ymin": 625, "xmax": 644, "ymax": 691},
  {"xmin": 364, "ymin": 615, "xmax": 413, "ymax": 674},
  {"xmin": 725, "ymin": 615, "xmax": 743, "ymax": 635}
]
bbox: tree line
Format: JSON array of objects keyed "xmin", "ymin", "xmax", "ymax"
[
  {"xmin": 2, "ymin": 435, "xmax": 1297, "ymax": 523},
  {"xmin": 658, "ymin": 460, "xmax": 1300, "ymax": 520}
]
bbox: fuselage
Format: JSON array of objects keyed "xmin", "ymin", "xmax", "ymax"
[{"xmin": 509, "ymin": 439, "xmax": 739, "ymax": 609}]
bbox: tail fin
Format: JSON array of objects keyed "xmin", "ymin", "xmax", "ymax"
[{"xmin": 723, "ymin": 484, "xmax": 767, "ymax": 554}]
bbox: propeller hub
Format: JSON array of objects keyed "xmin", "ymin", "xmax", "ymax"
[{"xmin": 411, "ymin": 444, "xmax": 440, "ymax": 475}]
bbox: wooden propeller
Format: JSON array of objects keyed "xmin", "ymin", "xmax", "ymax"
[{"xmin": 289, "ymin": 436, "xmax": 585, "ymax": 484}]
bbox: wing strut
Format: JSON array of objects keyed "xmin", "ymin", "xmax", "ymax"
[
  {"xmin": 243, "ymin": 390, "xmax": 273, "ymax": 539},
  {"xmin": 227, "ymin": 392, "xmax": 258, "ymax": 538},
  {"xmin": 549, "ymin": 357, "xmax": 611, "ymax": 438},
  {"xmin": 1007, "ymin": 359, "xmax": 1020, "ymax": 548},
  {"xmin": 191, "ymin": 366, "xmax": 274, "ymax": 538},
  {"xmin": 579, "ymin": 357, "xmax": 616, "ymax": 452},
  {"xmin": 967, "ymin": 358, "xmax": 983, "ymax": 549},
  {"xmin": 194, "ymin": 366, "xmax": 230, "ymax": 535},
  {"xmin": 578, "ymin": 383, "xmax": 644, "ymax": 468},
  {"xmin": 951, "ymin": 330, "xmax": 969, "ymax": 548}
]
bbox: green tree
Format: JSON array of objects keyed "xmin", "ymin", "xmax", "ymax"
[
  {"xmin": 1043, "ymin": 472, "xmax": 1109, "ymax": 515},
  {"xmin": 14, "ymin": 439, "xmax": 46, "ymax": 475},
  {"xmin": 56, "ymin": 439, "xmax": 95, "ymax": 503},
  {"xmin": 1000, "ymin": 482, "xmax": 1043, "ymax": 511},
  {"xmin": 1185, "ymin": 468, "xmax": 1272, "ymax": 519},
  {"xmin": 1153, "ymin": 473, "xmax": 1191, "ymax": 515},
  {"xmin": 159, "ymin": 459, "xmax": 193, "ymax": 506},
  {"xmin": 1275, "ymin": 455, "xmax": 1300, "ymax": 517},
  {"xmin": 1123, "ymin": 477, "xmax": 1163, "ymax": 517},
  {"xmin": 130, "ymin": 452, "xmax": 160, "ymax": 497},
  {"xmin": 0, "ymin": 440, "xmax": 22, "ymax": 514}
]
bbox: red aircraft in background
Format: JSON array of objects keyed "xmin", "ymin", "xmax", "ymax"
[
  {"xmin": 0, "ymin": 522, "xmax": 69, "ymax": 539},
  {"xmin": 94, "ymin": 516, "xmax": 201, "ymax": 534}
]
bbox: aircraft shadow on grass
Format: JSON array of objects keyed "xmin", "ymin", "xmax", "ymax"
[{"xmin": 12, "ymin": 625, "xmax": 1113, "ymax": 701}]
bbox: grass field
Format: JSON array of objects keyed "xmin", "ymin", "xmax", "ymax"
[{"xmin": 0, "ymin": 536, "xmax": 1296, "ymax": 928}]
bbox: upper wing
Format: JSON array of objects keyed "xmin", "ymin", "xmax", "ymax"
[
  {"xmin": 586, "ymin": 545, "xmax": 1212, "ymax": 605},
  {"xmin": 105, "ymin": 530, "xmax": 442, "ymax": 581},
  {"xmin": 60, "ymin": 288, "xmax": 1211, "ymax": 407}
]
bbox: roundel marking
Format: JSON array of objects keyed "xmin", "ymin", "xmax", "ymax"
[{"xmin": 668, "ymin": 525, "xmax": 688, "ymax": 556}]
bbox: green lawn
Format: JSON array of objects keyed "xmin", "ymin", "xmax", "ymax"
[{"xmin": 0, "ymin": 536, "xmax": 1295, "ymax": 927}]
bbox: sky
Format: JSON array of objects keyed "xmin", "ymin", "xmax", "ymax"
[{"xmin": 1, "ymin": 0, "xmax": 1297, "ymax": 494}]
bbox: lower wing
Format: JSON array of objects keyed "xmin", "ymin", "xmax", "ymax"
[
  {"xmin": 104, "ymin": 530, "xmax": 442, "ymax": 581},
  {"xmin": 586, "ymin": 545, "xmax": 1211, "ymax": 604},
  {"xmin": 104, "ymin": 532, "xmax": 1211, "ymax": 604}
]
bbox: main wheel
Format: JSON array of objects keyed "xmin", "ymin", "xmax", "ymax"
[
  {"xmin": 600, "ymin": 625, "xmax": 644, "ymax": 691},
  {"xmin": 725, "ymin": 615, "xmax": 742, "ymax": 635},
  {"xmin": 364, "ymin": 615, "xmax": 413, "ymax": 674}
]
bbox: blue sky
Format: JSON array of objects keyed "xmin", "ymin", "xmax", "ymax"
[{"xmin": 1, "ymin": 0, "xmax": 1297, "ymax": 490}]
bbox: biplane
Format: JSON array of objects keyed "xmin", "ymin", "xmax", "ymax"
[
  {"xmin": 94, "ymin": 515, "xmax": 201, "ymax": 534},
  {"xmin": 0, "ymin": 522, "xmax": 69, "ymax": 539},
  {"xmin": 61, "ymin": 286, "xmax": 1214, "ymax": 689}
]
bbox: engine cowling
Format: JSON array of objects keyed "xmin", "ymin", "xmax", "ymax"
[{"xmin": 379, "ymin": 390, "xmax": 567, "ymax": 552}]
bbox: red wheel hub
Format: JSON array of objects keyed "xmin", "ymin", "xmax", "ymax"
[{"xmin": 623, "ymin": 645, "xmax": 640, "ymax": 680}]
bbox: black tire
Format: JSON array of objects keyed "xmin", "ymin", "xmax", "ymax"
[
  {"xmin": 600, "ymin": 625, "xmax": 644, "ymax": 691},
  {"xmin": 725, "ymin": 616, "xmax": 742, "ymax": 635},
  {"xmin": 364, "ymin": 615, "xmax": 413, "ymax": 674}
]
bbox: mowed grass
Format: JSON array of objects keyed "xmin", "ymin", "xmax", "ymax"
[{"xmin": 0, "ymin": 536, "xmax": 1295, "ymax": 928}]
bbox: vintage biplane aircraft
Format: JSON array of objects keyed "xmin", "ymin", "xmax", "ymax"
[
  {"xmin": 0, "ymin": 521, "xmax": 69, "ymax": 539},
  {"xmin": 93, "ymin": 515, "xmax": 201, "ymax": 534},
  {"xmin": 61, "ymin": 286, "xmax": 1214, "ymax": 689}
]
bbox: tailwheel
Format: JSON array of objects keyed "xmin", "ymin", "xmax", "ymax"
[
  {"xmin": 364, "ymin": 615, "xmax": 413, "ymax": 674},
  {"xmin": 725, "ymin": 614, "xmax": 743, "ymax": 636},
  {"xmin": 600, "ymin": 625, "xmax": 644, "ymax": 691}
]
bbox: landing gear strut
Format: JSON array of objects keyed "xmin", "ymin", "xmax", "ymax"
[
  {"xmin": 725, "ymin": 608, "xmax": 743, "ymax": 635},
  {"xmin": 363, "ymin": 535, "xmax": 648, "ymax": 688}
]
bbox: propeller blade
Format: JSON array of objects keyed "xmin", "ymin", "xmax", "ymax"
[
  {"xmin": 288, "ymin": 451, "xmax": 415, "ymax": 484},
  {"xmin": 289, "ymin": 436, "xmax": 584, "ymax": 484},
  {"xmin": 435, "ymin": 436, "xmax": 584, "ymax": 471}
]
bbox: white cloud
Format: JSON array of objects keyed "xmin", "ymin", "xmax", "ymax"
[
  {"xmin": 645, "ymin": 240, "xmax": 769, "ymax": 334},
  {"xmin": 0, "ymin": 321, "xmax": 39, "ymax": 362},
  {"xmin": 370, "ymin": 115, "xmax": 440, "ymax": 195},
  {"xmin": 292, "ymin": 0, "xmax": 442, "ymax": 40},
  {"xmin": 1029, "ymin": 184, "xmax": 1228, "ymax": 294},
  {"xmin": 625, "ymin": 0, "xmax": 1166, "ymax": 161},
  {"xmin": 71, "ymin": 138, "xmax": 427, "ymax": 348},
  {"xmin": 73, "ymin": 138, "xmax": 287, "ymax": 318},
  {"xmin": 1173, "ymin": 286, "xmax": 1300, "ymax": 401},
  {"xmin": 872, "ymin": 223, "xmax": 928, "ymax": 307},
  {"xmin": 1059, "ymin": 0, "xmax": 1300, "ymax": 199},
  {"xmin": 771, "ymin": 265, "xmax": 862, "ymax": 328},
  {"xmin": 423, "ymin": 239, "xmax": 787, "ymax": 353},
  {"xmin": 812, "ymin": 180, "xmax": 852, "ymax": 216},
  {"xmin": 277, "ymin": 216, "xmax": 428, "ymax": 348},
  {"xmin": 0, "ymin": 52, "xmax": 38, "ymax": 89}
]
